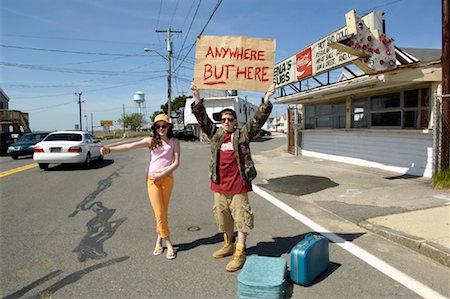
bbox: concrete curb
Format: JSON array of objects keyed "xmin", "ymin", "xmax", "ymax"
[{"xmin": 359, "ymin": 221, "xmax": 450, "ymax": 268}]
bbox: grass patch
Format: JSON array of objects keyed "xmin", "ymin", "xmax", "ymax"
[{"xmin": 433, "ymin": 168, "xmax": 450, "ymax": 190}]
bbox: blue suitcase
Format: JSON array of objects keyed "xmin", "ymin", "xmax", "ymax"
[
  {"xmin": 237, "ymin": 255, "xmax": 287, "ymax": 299},
  {"xmin": 290, "ymin": 233, "xmax": 329, "ymax": 286}
]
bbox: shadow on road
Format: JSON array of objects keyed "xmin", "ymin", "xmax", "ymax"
[
  {"xmin": 3, "ymin": 256, "xmax": 129, "ymax": 299},
  {"xmin": 41, "ymin": 159, "xmax": 114, "ymax": 171},
  {"xmin": 174, "ymin": 233, "xmax": 223, "ymax": 252},
  {"xmin": 258, "ymin": 175, "xmax": 339, "ymax": 196},
  {"xmin": 246, "ymin": 232, "xmax": 364, "ymax": 257}
]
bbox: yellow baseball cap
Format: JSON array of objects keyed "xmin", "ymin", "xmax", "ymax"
[{"xmin": 154, "ymin": 114, "xmax": 170, "ymax": 124}]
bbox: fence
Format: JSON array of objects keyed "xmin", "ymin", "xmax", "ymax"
[{"xmin": 433, "ymin": 93, "xmax": 450, "ymax": 174}]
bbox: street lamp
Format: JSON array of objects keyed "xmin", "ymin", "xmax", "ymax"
[
  {"xmin": 84, "ymin": 114, "xmax": 88, "ymax": 132},
  {"xmin": 74, "ymin": 92, "xmax": 84, "ymax": 131},
  {"xmin": 144, "ymin": 47, "xmax": 172, "ymax": 118}
]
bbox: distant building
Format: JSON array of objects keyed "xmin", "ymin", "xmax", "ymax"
[
  {"xmin": 0, "ymin": 89, "xmax": 32, "ymax": 154},
  {"xmin": 184, "ymin": 90, "xmax": 259, "ymax": 141}
]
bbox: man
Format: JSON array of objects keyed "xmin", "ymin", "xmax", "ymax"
[{"xmin": 190, "ymin": 82, "xmax": 274, "ymax": 272}]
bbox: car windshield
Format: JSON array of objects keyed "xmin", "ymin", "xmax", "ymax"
[
  {"xmin": 44, "ymin": 133, "xmax": 82, "ymax": 142},
  {"xmin": 19, "ymin": 133, "xmax": 47, "ymax": 142}
]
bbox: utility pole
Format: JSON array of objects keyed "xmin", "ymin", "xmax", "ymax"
[
  {"xmin": 91, "ymin": 112, "xmax": 94, "ymax": 135},
  {"xmin": 156, "ymin": 28, "xmax": 182, "ymax": 119},
  {"xmin": 441, "ymin": 0, "xmax": 449, "ymax": 171},
  {"xmin": 75, "ymin": 92, "xmax": 83, "ymax": 131},
  {"xmin": 122, "ymin": 104, "xmax": 126, "ymax": 137}
]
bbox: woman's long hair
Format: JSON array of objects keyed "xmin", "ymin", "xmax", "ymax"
[{"xmin": 149, "ymin": 123, "xmax": 174, "ymax": 150}]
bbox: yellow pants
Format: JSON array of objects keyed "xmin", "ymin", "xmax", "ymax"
[{"xmin": 146, "ymin": 175, "xmax": 174, "ymax": 238}]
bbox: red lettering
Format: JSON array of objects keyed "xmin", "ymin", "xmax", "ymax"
[
  {"xmin": 244, "ymin": 48, "xmax": 250, "ymax": 60},
  {"xmin": 204, "ymin": 64, "xmax": 213, "ymax": 80},
  {"xmin": 203, "ymin": 64, "xmax": 235, "ymax": 85},
  {"xmin": 230, "ymin": 48, "xmax": 244, "ymax": 60},
  {"xmin": 236, "ymin": 66, "xmax": 247, "ymax": 80},
  {"xmin": 234, "ymin": 66, "xmax": 270, "ymax": 82},
  {"xmin": 247, "ymin": 66, "xmax": 254, "ymax": 80},
  {"xmin": 205, "ymin": 47, "xmax": 214, "ymax": 59},
  {"xmin": 260, "ymin": 66, "xmax": 269, "ymax": 82},
  {"xmin": 254, "ymin": 67, "xmax": 261, "ymax": 81},
  {"xmin": 257, "ymin": 51, "xmax": 265, "ymax": 61}
]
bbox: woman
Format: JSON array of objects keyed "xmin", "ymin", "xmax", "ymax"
[{"xmin": 100, "ymin": 114, "xmax": 180, "ymax": 260}]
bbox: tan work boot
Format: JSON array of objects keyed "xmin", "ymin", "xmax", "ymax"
[
  {"xmin": 226, "ymin": 243, "xmax": 246, "ymax": 272},
  {"xmin": 212, "ymin": 233, "xmax": 235, "ymax": 259}
]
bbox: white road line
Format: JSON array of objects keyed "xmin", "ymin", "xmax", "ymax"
[{"xmin": 252, "ymin": 184, "xmax": 446, "ymax": 299}]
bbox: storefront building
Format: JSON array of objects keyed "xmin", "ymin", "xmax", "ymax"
[{"xmin": 273, "ymin": 11, "xmax": 442, "ymax": 178}]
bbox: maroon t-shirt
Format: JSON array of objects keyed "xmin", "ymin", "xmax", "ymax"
[{"xmin": 210, "ymin": 132, "xmax": 252, "ymax": 194}]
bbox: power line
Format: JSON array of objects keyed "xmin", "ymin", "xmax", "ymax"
[
  {"xmin": 178, "ymin": 0, "xmax": 202, "ymax": 57},
  {"xmin": 1, "ymin": 61, "xmax": 165, "ymax": 76},
  {"xmin": 2, "ymin": 34, "xmax": 153, "ymax": 46},
  {"xmin": 361, "ymin": 0, "xmax": 404, "ymax": 14},
  {"xmin": 173, "ymin": 0, "xmax": 223, "ymax": 74},
  {"xmin": 1, "ymin": 44, "xmax": 143, "ymax": 57},
  {"xmin": 169, "ymin": 0, "xmax": 181, "ymax": 28}
]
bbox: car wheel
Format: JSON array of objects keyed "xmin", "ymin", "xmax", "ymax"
[
  {"xmin": 38, "ymin": 163, "xmax": 49, "ymax": 170},
  {"xmin": 11, "ymin": 154, "xmax": 18, "ymax": 160},
  {"xmin": 84, "ymin": 152, "xmax": 91, "ymax": 169}
]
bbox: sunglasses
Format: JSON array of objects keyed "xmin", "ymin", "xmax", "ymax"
[
  {"xmin": 155, "ymin": 124, "xmax": 168, "ymax": 129},
  {"xmin": 221, "ymin": 117, "xmax": 235, "ymax": 123}
]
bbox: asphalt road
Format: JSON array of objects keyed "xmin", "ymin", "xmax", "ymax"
[{"xmin": 1, "ymin": 135, "xmax": 449, "ymax": 299}]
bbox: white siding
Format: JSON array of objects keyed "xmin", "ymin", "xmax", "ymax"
[{"xmin": 301, "ymin": 130, "xmax": 433, "ymax": 177}]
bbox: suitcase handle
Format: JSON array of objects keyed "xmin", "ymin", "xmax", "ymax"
[{"xmin": 298, "ymin": 233, "xmax": 321, "ymax": 248}]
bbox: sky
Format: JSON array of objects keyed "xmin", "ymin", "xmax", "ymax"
[{"xmin": 0, "ymin": 0, "xmax": 443, "ymax": 131}]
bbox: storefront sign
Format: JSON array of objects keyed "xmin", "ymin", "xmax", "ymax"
[
  {"xmin": 274, "ymin": 55, "xmax": 296, "ymax": 87},
  {"xmin": 274, "ymin": 11, "xmax": 383, "ymax": 88},
  {"xmin": 312, "ymin": 27, "xmax": 356, "ymax": 74}
]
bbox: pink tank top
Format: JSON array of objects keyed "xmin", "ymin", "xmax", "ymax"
[{"xmin": 148, "ymin": 138, "xmax": 174, "ymax": 175}]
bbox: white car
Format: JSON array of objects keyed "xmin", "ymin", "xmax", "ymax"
[{"xmin": 33, "ymin": 131, "xmax": 103, "ymax": 170}]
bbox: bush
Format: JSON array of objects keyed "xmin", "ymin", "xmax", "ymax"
[{"xmin": 433, "ymin": 168, "xmax": 450, "ymax": 190}]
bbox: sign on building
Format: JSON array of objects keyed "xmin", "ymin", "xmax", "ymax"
[{"xmin": 274, "ymin": 11, "xmax": 384, "ymax": 88}]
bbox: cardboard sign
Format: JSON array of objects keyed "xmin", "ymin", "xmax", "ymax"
[{"xmin": 194, "ymin": 35, "xmax": 276, "ymax": 92}]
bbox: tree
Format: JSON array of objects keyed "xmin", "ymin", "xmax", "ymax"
[
  {"xmin": 118, "ymin": 113, "xmax": 146, "ymax": 131},
  {"xmin": 151, "ymin": 94, "xmax": 191, "ymax": 122}
]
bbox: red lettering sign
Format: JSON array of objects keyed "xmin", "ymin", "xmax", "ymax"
[{"xmin": 194, "ymin": 36, "xmax": 275, "ymax": 92}]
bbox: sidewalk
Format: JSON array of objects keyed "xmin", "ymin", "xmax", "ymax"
[
  {"xmin": 360, "ymin": 206, "xmax": 450, "ymax": 267},
  {"xmin": 252, "ymin": 137, "xmax": 450, "ymax": 268}
]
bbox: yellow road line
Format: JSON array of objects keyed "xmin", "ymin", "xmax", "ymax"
[{"xmin": 0, "ymin": 163, "xmax": 39, "ymax": 178}]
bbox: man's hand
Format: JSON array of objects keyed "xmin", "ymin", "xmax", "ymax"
[
  {"xmin": 190, "ymin": 81, "xmax": 201, "ymax": 103},
  {"xmin": 264, "ymin": 83, "xmax": 275, "ymax": 104}
]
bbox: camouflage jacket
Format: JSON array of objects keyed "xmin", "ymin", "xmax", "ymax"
[{"xmin": 191, "ymin": 99, "xmax": 273, "ymax": 184}]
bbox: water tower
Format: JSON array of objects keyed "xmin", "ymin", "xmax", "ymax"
[{"xmin": 133, "ymin": 91, "xmax": 146, "ymax": 120}]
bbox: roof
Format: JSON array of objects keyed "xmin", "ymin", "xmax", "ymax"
[{"xmin": 397, "ymin": 47, "xmax": 442, "ymax": 63}]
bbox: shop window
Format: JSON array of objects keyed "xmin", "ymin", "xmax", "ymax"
[
  {"xmin": 369, "ymin": 92, "xmax": 400, "ymax": 127},
  {"xmin": 371, "ymin": 93, "xmax": 400, "ymax": 110},
  {"xmin": 367, "ymin": 88, "xmax": 429, "ymax": 128},
  {"xmin": 403, "ymin": 88, "xmax": 430, "ymax": 128},
  {"xmin": 404, "ymin": 90, "xmax": 419, "ymax": 108},
  {"xmin": 306, "ymin": 87, "xmax": 430, "ymax": 130},
  {"xmin": 352, "ymin": 99, "xmax": 368, "ymax": 128},
  {"xmin": 304, "ymin": 102, "xmax": 345, "ymax": 129},
  {"xmin": 372, "ymin": 111, "xmax": 402, "ymax": 126}
]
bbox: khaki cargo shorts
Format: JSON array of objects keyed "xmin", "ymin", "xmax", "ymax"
[{"xmin": 213, "ymin": 192, "xmax": 254, "ymax": 233}]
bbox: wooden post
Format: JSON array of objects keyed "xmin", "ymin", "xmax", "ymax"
[{"xmin": 441, "ymin": 0, "xmax": 449, "ymax": 170}]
